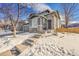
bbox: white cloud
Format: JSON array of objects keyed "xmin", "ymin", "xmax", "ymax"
[
  {"xmin": 69, "ymin": 21, "xmax": 79, "ymax": 24},
  {"xmin": 28, "ymin": 4, "xmax": 79, "ymax": 25},
  {"xmin": 29, "ymin": 3, "xmax": 53, "ymax": 13}
]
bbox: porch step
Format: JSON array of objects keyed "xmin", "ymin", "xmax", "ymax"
[
  {"xmin": 0, "ymin": 50, "xmax": 12, "ymax": 56},
  {"xmin": 10, "ymin": 46, "xmax": 21, "ymax": 56},
  {"xmin": 0, "ymin": 38, "xmax": 38, "ymax": 56},
  {"xmin": 22, "ymin": 39, "xmax": 34, "ymax": 47},
  {"xmin": 15, "ymin": 44, "xmax": 28, "ymax": 53}
]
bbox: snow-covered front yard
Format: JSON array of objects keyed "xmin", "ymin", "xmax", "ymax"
[
  {"xmin": 20, "ymin": 33, "xmax": 79, "ymax": 56},
  {"xmin": 0, "ymin": 32, "xmax": 79, "ymax": 56},
  {"xmin": 0, "ymin": 32, "xmax": 38, "ymax": 54}
]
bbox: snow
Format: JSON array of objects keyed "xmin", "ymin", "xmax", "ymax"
[
  {"xmin": 0, "ymin": 32, "xmax": 38, "ymax": 54},
  {"xmin": 20, "ymin": 33, "xmax": 79, "ymax": 56},
  {"xmin": 0, "ymin": 30, "xmax": 12, "ymax": 36},
  {"xmin": 0, "ymin": 32, "xmax": 79, "ymax": 56}
]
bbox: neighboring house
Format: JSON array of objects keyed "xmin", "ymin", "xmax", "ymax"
[
  {"xmin": 0, "ymin": 23, "xmax": 4, "ymax": 31},
  {"xmin": 0, "ymin": 20, "xmax": 5, "ymax": 31},
  {"xmin": 16, "ymin": 20, "xmax": 29, "ymax": 32},
  {"xmin": 28, "ymin": 9, "xmax": 61, "ymax": 33},
  {"xmin": 0, "ymin": 19, "xmax": 11, "ymax": 31}
]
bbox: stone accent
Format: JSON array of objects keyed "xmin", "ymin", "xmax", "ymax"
[{"xmin": 29, "ymin": 28, "xmax": 37, "ymax": 33}]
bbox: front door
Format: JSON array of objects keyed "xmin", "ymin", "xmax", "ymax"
[{"xmin": 48, "ymin": 20, "xmax": 51, "ymax": 29}]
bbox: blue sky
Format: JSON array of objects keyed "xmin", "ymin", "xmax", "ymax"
[
  {"xmin": 47, "ymin": 3, "xmax": 61, "ymax": 10},
  {"xmin": 23, "ymin": 3, "xmax": 62, "ymax": 20},
  {"xmin": 26, "ymin": 3, "xmax": 79, "ymax": 22},
  {"xmin": 0, "ymin": 3, "xmax": 79, "ymax": 22}
]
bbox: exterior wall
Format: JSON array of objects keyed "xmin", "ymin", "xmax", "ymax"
[
  {"xmin": 53, "ymin": 16, "xmax": 61, "ymax": 29},
  {"xmin": 53, "ymin": 16, "xmax": 57, "ymax": 29},
  {"xmin": 29, "ymin": 17, "xmax": 38, "ymax": 29},
  {"xmin": 57, "ymin": 19, "xmax": 61, "ymax": 28},
  {"xmin": 37, "ymin": 18, "xmax": 44, "ymax": 33},
  {"xmin": 29, "ymin": 17, "xmax": 38, "ymax": 32}
]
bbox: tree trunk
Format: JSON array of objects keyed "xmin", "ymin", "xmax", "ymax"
[
  {"xmin": 13, "ymin": 25, "xmax": 16, "ymax": 38},
  {"xmin": 12, "ymin": 3, "xmax": 20, "ymax": 38},
  {"xmin": 65, "ymin": 17, "xmax": 68, "ymax": 28}
]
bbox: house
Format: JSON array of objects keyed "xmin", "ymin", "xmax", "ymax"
[{"xmin": 28, "ymin": 9, "xmax": 61, "ymax": 33}]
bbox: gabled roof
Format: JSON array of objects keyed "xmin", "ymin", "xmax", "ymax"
[
  {"xmin": 39, "ymin": 9, "xmax": 51, "ymax": 14},
  {"xmin": 28, "ymin": 9, "xmax": 53, "ymax": 19},
  {"xmin": 29, "ymin": 13, "xmax": 38, "ymax": 19}
]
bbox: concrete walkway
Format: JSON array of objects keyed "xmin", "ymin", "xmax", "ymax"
[{"xmin": 0, "ymin": 31, "xmax": 25, "ymax": 37}]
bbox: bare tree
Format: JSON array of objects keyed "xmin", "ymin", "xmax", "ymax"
[
  {"xmin": 61, "ymin": 3, "xmax": 79, "ymax": 28},
  {"xmin": 0, "ymin": 3, "xmax": 27, "ymax": 37},
  {"xmin": 12, "ymin": 3, "xmax": 20, "ymax": 37}
]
